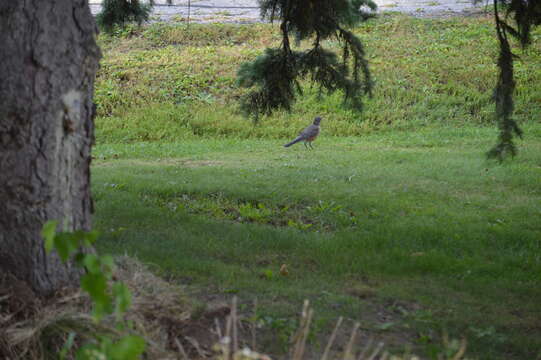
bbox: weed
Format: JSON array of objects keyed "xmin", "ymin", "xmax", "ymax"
[
  {"xmin": 139, "ymin": 191, "xmax": 357, "ymax": 232},
  {"xmin": 42, "ymin": 221, "xmax": 145, "ymax": 359}
]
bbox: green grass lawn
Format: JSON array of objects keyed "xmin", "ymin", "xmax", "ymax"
[
  {"xmin": 92, "ymin": 124, "xmax": 541, "ymax": 359},
  {"xmin": 92, "ymin": 14, "xmax": 541, "ymax": 359}
]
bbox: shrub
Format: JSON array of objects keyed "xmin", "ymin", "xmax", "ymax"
[{"xmin": 96, "ymin": 0, "xmax": 153, "ymax": 33}]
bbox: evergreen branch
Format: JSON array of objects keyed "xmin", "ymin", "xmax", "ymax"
[
  {"xmin": 337, "ymin": 27, "xmax": 373, "ymax": 96},
  {"xmin": 237, "ymin": 48, "xmax": 298, "ymax": 119},
  {"xmin": 487, "ymin": 0, "xmax": 524, "ymax": 161},
  {"xmin": 239, "ymin": 0, "xmax": 376, "ymax": 119}
]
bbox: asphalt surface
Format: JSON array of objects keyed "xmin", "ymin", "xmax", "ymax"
[{"xmin": 89, "ymin": 0, "xmax": 488, "ymax": 23}]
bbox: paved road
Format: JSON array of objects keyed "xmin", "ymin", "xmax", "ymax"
[{"xmin": 89, "ymin": 0, "xmax": 487, "ymax": 23}]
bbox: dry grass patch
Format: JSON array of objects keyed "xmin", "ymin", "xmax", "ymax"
[{"xmin": 0, "ymin": 257, "xmax": 201, "ymax": 359}]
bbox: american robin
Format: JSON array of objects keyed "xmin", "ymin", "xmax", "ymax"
[{"xmin": 283, "ymin": 116, "xmax": 322, "ymax": 149}]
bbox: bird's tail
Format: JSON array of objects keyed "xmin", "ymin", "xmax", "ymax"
[{"xmin": 284, "ymin": 137, "xmax": 303, "ymax": 147}]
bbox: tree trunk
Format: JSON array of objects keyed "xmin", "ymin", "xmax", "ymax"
[{"xmin": 0, "ymin": 0, "xmax": 101, "ymax": 296}]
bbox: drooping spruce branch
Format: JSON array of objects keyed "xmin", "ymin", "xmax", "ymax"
[
  {"xmin": 237, "ymin": 0, "xmax": 377, "ymax": 119},
  {"xmin": 488, "ymin": 0, "xmax": 540, "ymax": 160}
]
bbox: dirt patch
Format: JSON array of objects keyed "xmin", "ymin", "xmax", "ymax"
[
  {"xmin": 161, "ymin": 305, "xmax": 231, "ymax": 357},
  {"xmin": 186, "ymin": 284, "xmax": 429, "ymax": 359},
  {"xmin": 1, "ymin": 257, "xmax": 193, "ymax": 359}
]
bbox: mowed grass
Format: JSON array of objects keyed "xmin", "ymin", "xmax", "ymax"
[
  {"xmin": 93, "ymin": 125, "xmax": 541, "ymax": 359},
  {"xmin": 93, "ymin": 14, "xmax": 541, "ymax": 359}
]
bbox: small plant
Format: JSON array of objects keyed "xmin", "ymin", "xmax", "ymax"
[
  {"xmin": 255, "ymin": 313, "xmax": 299, "ymax": 351},
  {"xmin": 469, "ymin": 325, "xmax": 507, "ymax": 344},
  {"xmin": 261, "ymin": 269, "xmax": 276, "ymax": 280},
  {"xmin": 238, "ymin": 202, "xmax": 273, "ymax": 223},
  {"xmin": 42, "ymin": 221, "xmax": 145, "ymax": 359},
  {"xmin": 307, "ymin": 200, "xmax": 358, "ymax": 229},
  {"xmin": 287, "ymin": 219, "xmax": 313, "ymax": 231}
]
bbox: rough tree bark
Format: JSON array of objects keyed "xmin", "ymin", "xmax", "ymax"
[{"xmin": 0, "ymin": 0, "xmax": 101, "ymax": 296}]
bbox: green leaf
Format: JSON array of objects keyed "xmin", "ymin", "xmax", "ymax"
[
  {"xmin": 81, "ymin": 273, "xmax": 112, "ymax": 320},
  {"xmin": 376, "ymin": 321, "xmax": 395, "ymax": 331},
  {"xmin": 74, "ymin": 253, "xmax": 86, "ymax": 267},
  {"xmin": 113, "ymin": 282, "xmax": 132, "ymax": 316},
  {"xmin": 71, "ymin": 230, "xmax": 87, "ymax": 242},
  {"xmin": 101, "ymin": 255, "xmax": 116, "ymax": 274},
  {"xmin": 83, "ymin": 230, "xmax": 100, "ymax": 247},
  {"xmin": 83, "ymin": 254, "xmax": 101, "ymax": 274},
  {"xmin": 109, "ymin": 335, "xmax": 146, "ymax": 359},
  {"xmin": 54, "ymin": 233, "xmax": 80, "ymax": 262},
  {"xmin": 76, "ymin": 343, "xmax": 103, "ymax": 360},
  {"xmin": 81, "ymin": 273, "xmax": 108, "ymax": 300},
  {"xmin": 42, "ymin": 220, "xmax": 58, "ymax": 254}
]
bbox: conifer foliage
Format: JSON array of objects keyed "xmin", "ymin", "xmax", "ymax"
[
  {"xmin": 96, "ymin": 0, "xmax": 154, "ymax": 32},
  {"xmin": 237, "ymin": 0, "xmax": 377, "ymax": 119},
  {"xmin": 489, "ymin": 0, "xmax": 540, "ymax": 160}
]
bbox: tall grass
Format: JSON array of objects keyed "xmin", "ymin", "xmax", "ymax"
[{"xmin": 94, "ymin": 15, "xmax": 541, "ymax": 143}]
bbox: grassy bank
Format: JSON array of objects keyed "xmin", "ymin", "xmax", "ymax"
[
  {"xmin": 95, "ymin": 15, "xmax": 540, "ymax": 143},
  {"xmin": 93, "ymin": 14, "xmax": 541, "ymax": 359}
]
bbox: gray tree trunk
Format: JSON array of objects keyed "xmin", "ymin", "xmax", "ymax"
[{"xmin": 0, "ymin": 0, "xmax": 101, "ymax": 296}]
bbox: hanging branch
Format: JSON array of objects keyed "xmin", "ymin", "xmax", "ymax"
[
  {"xmin": 487, "ymin": 0, "xmax": 521, "ymax": 160},
  {"xmin": 237, "ymin": 0, "xmax": 377, "ymax": 120},
  {"xmin": 488, "ymin": 0, "xmax": 540, "ymax": 160}
]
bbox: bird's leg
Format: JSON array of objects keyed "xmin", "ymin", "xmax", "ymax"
[
  {"xmin": 304, "ymin": 141, "xmax": 308, "ymax": 149},
  {"xmin": 309, "ymin": 142, "xmax": 314, "ymax": 149}
]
